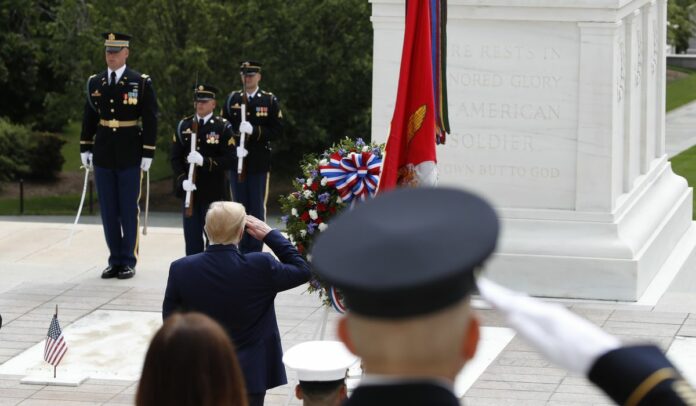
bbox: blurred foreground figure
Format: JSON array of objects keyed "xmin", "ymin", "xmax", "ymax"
[
  {"xmin": 312, "ymin": 187, "xmax": 497, "ymax": 406},
  {"xmin": 136, "ymin": 312, "xmax": 247, "ymax": 406},
  {"xmin": 312, "ymin": 187, "xmax": 696, "ymax": 406}
]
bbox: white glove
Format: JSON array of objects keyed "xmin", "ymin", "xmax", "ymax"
[
  {"xmin": 187, "ymin": 151, "xmax": 204, "ymax": 166},
  {"xmin": 236, "ymin": 146, "xmax": 249, "ymax": 158},
  {"xmin": 80, "ymin": 152, "xmax": 93, "ymax": 169},
  {"xmin": 182, "ymin": 179, "xmax": 197, "ymax": 192},
  {"xmin": 477, "ymin": 277, "xmax": 620, "ymax": 375},
  {"xmin": 239, "ymin": 121, "xmax": 253, "ymax": 135},
  {"xmin": 140, "ymin": 157, "xmax": 153, "ymax": 172}
]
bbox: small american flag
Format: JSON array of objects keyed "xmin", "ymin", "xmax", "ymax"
[{"xmin": 44, "ymin": 314, "xmax": 68, "ymax": 366}]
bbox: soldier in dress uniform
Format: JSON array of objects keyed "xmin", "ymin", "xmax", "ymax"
[
  {"xmin": 171, "ymin": 84, "xmax": 235, "ymax": 255},
  {"xmin": 80, "ymin": 32, "xmax": 157, "ymax": 280},
  {"xmin": 223, "ymin": 61, "xmax": 283, "ymax": 254}
]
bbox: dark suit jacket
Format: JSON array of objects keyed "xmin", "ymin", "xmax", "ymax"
[
  {"xmin": 162, "ymin": 230, "xmax": 310, "ymax": 394},
  {"xmin": 589, "ymin": 345, "xmax": 696, "ymax": 405},
  {"xmin": 345, "ymin": 383, "xmax": 460, "ymax": 406}
]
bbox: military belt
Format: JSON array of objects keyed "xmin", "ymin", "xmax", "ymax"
[{"xmin": 99, "ymin": 119, "xmax": 138, "ymax": 128}]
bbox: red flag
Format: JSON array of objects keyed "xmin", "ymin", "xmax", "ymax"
[{"xmin": 379, "ymin": 0, "xmax": 438, "ymax": 191}]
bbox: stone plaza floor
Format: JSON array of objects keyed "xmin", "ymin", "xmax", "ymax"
[{"xmin": 0, "ymin": 218, "xmax": 695, "ymax": 406}]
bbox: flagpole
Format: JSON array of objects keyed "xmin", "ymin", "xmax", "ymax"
[{"xmin": 54, "ymin": 304, "xmax": 57, "ymax": 379}]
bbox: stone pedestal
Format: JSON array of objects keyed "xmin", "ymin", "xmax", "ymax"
[{"xmin": 371, "ymin": 0, "xmax": 695, "ymax": 300}]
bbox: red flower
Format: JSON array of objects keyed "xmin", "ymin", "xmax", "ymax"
[
  {"xmin": 316, "ymin": 217, "xmax": 323, "ymax": 224},
  {"xmin": 317, "ymin": 203, "xmax": 328, "ymax": 212},
  {"xmin": 311, "ymin": 182, "xmax": 319, "ymax": 191},
  {"xmin": 300, "ymin": 211, "xmax": 310, "ymax": 222},
  {"xmin": 297, "ymin": 243, "xmax": 304, "ymax": 254},
  {"xmin": 330, "ymin": 207, "xmax": 337, "ymax": 214}
]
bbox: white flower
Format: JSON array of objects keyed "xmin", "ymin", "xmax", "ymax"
[
  {"xmin": 319, "ymin": 159, "xmax": 328, "ymax": 166},
  {"xmin": 309, "ymin": 210, "xmax": 318, "ymax": 220},
  {"xmin": 291, "ymin": 208, "xmax": 298, "ymax": 216},
  {"xmin": 336, "ymin": 196, "xmax": 342, "ymax": 203},
  {"xmin": 306, "ymin": 178, "xmax": 313, "ymax": 186},
  {"xmin": 318, "ymin": 223, "xmax": 328, "ymax": 232},
  {"xmin": 303, "ymin": 190, "xmax": 313, "ymax": 199},
  {"xmin": 321, "ymin": 177, "xmax": 328, "ymax": 186},
  {"xmin": 362, "ymin": 146, "xmax": 369, "ymax": 152},
  {"xmin": 300, "ymin": 229, "xmax": 307, "ymax": 237}
]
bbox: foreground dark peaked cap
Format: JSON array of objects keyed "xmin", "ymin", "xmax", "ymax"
[
  {"xmin": 312, "ymin": 187, "xmax": 499, "ymax": 319},
  {"xmin": 102, "ymin": 32, "xmax": 131, "ymax": 52},
  {"xmin": 193, "ymin": 84, "xmax": 218, "ymax": 101}
]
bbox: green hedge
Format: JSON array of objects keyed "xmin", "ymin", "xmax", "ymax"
[{"xmin": 0, "ymin": 118, "xmax": 65, "ymax": 181}]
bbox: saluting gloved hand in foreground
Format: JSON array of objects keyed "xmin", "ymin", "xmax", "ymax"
[{"xmin": 477, "ymin": 277, "xmax": 620, "ymax": 374}]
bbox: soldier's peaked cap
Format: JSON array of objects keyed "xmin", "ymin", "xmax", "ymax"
[
  {"xmin": 102, "ymin": 32, "xmax": 131, "ymax": 52},
  {"xmin": 193, "ymin": 84, "xmax": 218, "ymax": 101},
  {"xmin": 311, "ymin": 187, "xmax": 499, "ymax": 319},
  {"xmin": 239, "ymin": 61, "xmax": 261, "ymax": 75}
]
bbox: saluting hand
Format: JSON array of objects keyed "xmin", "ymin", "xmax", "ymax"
[{"xmin": 245, "ymin": 215, "xmax": 272, "ymax": 241}]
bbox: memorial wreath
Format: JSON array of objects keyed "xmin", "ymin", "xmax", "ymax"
[{"xmin": 279, "ymin": 137, "xmax": 384, "ymax": 311}]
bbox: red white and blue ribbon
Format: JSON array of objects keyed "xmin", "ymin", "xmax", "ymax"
[
  {"xmin": 319, "ymin": 151, "xmax": 382, "ymax": 203},
  {"xmin": 329, "ymin": 286, "xmax": 347, "ymax": 314}
]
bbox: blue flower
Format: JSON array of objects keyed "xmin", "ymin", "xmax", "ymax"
[
  {"xmin": 318, "ymin": 192, "xmax": 330, "ymax": 204},
  {"xmin": 337, "ymin": 148, "xmax": 346, "ymax": 157},
  {"xmin": 307, "ymin": 222, "xmax": 317, "ymax": 235},
  {"xmin": 372, "ymin": 147, "xmax": 382, "ymax": 157},
  {"xmin": 310, "ymin": 279, "xmax": 322, "ymax": 289},
  {"xmin": 296, "ymin": 177, "xmax": 305, "ymax": 184},
  {"xmin": 310, "ymin": 169, "xmax": 318, "ymax": 178},
  {"xmin": 281, "ymin": 215, "xmax": 288, "ymax": 224},
  {"xmin": 355, "ymin": 138, "xmax": 365, "ymax": 147}
]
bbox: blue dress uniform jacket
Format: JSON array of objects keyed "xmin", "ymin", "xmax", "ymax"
[
  {"xmin": 223, "ymin": 89, "xmax": 282, "ymax": 173},
  {"xmin": 170, "ymin": 115, "xmax": 235, "ymax": 204},
  {"xmin": 589, "ymin": 345, "xmax": 696, "ymax": 405},
  {"xmin": 345, "ymin": 383, "xmax": 460, "ymax": 406},
  {"xmin": 80, "ymin": 67, "xmax": 158, "ymax": 168},
  {"xmin": 162, "ymin": 230, "xmax": 311, "ymax": 394}
]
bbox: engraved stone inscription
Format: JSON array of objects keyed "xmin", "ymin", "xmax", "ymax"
[{"xmin": 443, "ymin": 21, "xmax": 579, "ymax": 209}]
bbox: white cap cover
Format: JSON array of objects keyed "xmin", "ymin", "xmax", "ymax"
[{"xmin": 283, "ymin": 341, "xmax": 359, "ymax": 382}]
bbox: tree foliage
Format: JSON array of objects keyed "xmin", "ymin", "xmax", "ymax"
[
  {"xmin": 669, "ymin": 0, "xmax": 696, "ymax": 54},
  {"xmin": 0, "ymin": 0, "xmax": 373, "ymax": 177}
]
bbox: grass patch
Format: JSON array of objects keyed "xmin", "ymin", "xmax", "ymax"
[
  {"xmin": 666, "ymin": 69, "xmax": 696, "ymax": 112},
  {"xmin": 667, "ymin": 64, "xmax": 696, "ymax": 75},
  {"xmin": 0, "ymin": 194, "xmax": 90, "ymax": 215}
]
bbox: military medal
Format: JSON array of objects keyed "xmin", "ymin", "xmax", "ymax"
[
  {"xmin": 206, "ymin": 133, "xmax": 220, "ymax": 144},
  {"xmin": 123, "ymin": 93, "xmax": 128, "ymax": 104}
]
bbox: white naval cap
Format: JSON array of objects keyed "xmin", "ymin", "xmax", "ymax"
[{"xmin": 283, "ymin": 341, "xmax": 358, "ymax": 382}]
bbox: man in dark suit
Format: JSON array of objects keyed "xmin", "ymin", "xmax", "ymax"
[
  {"xmin": 171, "ymin": 84, "xmax": 235, "ymax": 255},
  {"xmin": 80, "ymin": 32, "xmax": 157, "ymax": 280},
  {"xmin": 163, "ymin": 201, "xmax": 310, "ymax": 406},
  {"xmin": 223, "ymin": 61, "xmax": 283, "ymax": 254}
]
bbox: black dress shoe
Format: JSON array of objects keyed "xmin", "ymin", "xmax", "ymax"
[
  {"xmin": 117, "ymin": 266, "xmax": 136, "ymax": 279},
  {"xmin": 101, "ymin": 266, "xmax": 120, "ymax": 279}
]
